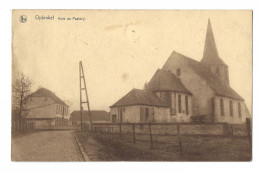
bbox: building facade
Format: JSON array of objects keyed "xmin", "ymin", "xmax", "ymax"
[
  {"xmin": 110, "ymin": 19, "xmax": 251, "ymax": 124},
  {"xmin": 110, "ymin": 89, "xmax": 171, "ymax": 123},
  {"xmin": 24, "ymin": 87, "xmax": 69, "ymax": 128}
]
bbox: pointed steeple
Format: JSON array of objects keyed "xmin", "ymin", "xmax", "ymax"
[{"xmin": 201, "ymin": 19, "xmax": 226, "ymax": 65}]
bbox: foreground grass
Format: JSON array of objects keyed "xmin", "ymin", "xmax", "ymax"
[{"xmin": 76, "ymin": 131, "xmax": 251, "ymax": 161}]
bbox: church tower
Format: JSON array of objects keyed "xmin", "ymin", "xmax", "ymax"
[{"xmin": 200, "ymin": 19, "xmax": 229, "ymax": 86}]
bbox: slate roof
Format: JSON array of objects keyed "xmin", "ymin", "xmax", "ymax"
[
  {"xmin": 163, "ymin": 51, "xmax": 244, "ymax": 101},
  {"xmin": 201, "ymin": 19, "xmax": 227, "ymax": 66},
  {"xmin": 146, "ymin": 69, "xmax": 192, "ymax": 94},
  {"xmin": 110, "ymin": 89, "xmax": 170, "ymax": 108},
  {"xmin": 25, "ymin": 87, "xmax": 69, "ymax": 106},
  {"xmin": 69, "ymin": 110, "xmax": 110, "ymax": 121}
]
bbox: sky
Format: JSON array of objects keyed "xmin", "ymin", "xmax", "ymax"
[{"xmin": 12, "ymin": 10, "xmax": 252, "ymax": 113}]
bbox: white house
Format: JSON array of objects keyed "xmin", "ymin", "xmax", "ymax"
[{"xmin": 24, "ymin": 87, "xmax": 69, "ymax": 128}]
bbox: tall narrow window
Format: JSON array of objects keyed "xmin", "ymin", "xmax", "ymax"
[
  {"xmin": 220, "ymin": 99, "xmax": 224, "ymax": 116},
  {"xmin": 229, "ymin": 100, "xmax": 233, "ymax": 117},
  {"xmin": 45, "ymin": 97, "xmax": 48, "ymax": 101},
  {"xmin": 145, "ymin": 108, "xmax": 149, "ymax": 122},
  {"xmin": 178, "ymin": 94, "xmax": 182, "ymax": 113},
  {"xmin": 56, "ymin": 105, "xmax": 58, "ymax": 114},
  {"xmin": 238, "ymin": 102, "xmax": 241, "ymax": 118},
  {"xmin": 185, "ymin": 95, "xmax": 189, "ymax": 115},
  {"xmin": 177, "ymin": 68, "xmax": 181, "ymax": 76}
]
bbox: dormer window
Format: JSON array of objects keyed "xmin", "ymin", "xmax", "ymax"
[{"xmin": 177, "ymin": 68, "xmax": 181, "ymax": 76}]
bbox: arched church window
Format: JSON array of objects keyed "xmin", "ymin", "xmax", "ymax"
[
  {"xmin": 238, "ymin": 102, "xmax": 241, "ymax": 118},
  {"xmin": 178, "ymin": 94, "xmax": 182, "ymax": 113},
  {"xmin": 229, "ymin": 100, "xmax": 233, "ymax": 117},
  {"xmin": 220, "ymin": 99, "xmax": 224, "ymax": 116},
  {"xmin": 185, "ymin": 95, "xmax": 189, "ymax": 115},
  {"xmin": 177, "ymin": 68, "xmax": 181, "ymax": 76}
]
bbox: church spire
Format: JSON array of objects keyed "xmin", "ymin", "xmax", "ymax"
[{"xmin": 201, "ymin": 19, "xmax": 226, "ymax": 65}]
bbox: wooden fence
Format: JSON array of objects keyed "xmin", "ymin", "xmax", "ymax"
[
  {"xmin": 12, "ymin": 121, "xmax": 36, "ymax": 137},
  {"xmin": 86, "ymin": 119, "xmax": 252, "ymax": 156}
]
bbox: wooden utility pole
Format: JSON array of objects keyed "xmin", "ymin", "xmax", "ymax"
[{"xmin": 79, "ymin": 61, "xmax": 93, "ymax": 131}]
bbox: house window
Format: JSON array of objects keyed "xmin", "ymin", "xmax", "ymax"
[
  {"xmin": 178, "ymin": 94, "xmax": 182, "ymax": 113},
  {"xmin": 145, "ymin": 108, "xmax": 149, "ymax": 122},
  {"xmin": 177, "ymin": 68, "xmax": 181, "ymax": 76},
  {"xmin": 56, "ymin": 105, "xmax": 58, "ymax": 114},
  {"xmin": 185, "ymin": 95, "xmax": 189, "ymax": 115},
  {"xmin": 45, "ymin": 97, "xmax": 48, "ymax": 101},
  {"xmin": 238, "ymin": 102, "xmax": 241, "ymax": 118},
  {"xmin": 220, "ymin": 99, "xmax": 224, "ymax": 116},
  {"xmin": 30, "ymin": 97, "xmax": 33, "ymax": 102},
  {"xmin": 229, "ymin": 100, "xmax": 233, "ymax": 117}
]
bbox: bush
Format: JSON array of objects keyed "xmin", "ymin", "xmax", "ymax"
[{"xmin": 191, "ymin": 115, "xmax": 206, "ymax": 123}]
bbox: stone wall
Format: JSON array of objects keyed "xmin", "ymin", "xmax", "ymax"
[{"xmin": 92, "ymin": 123, "xmax": 249, "ymax": 137}]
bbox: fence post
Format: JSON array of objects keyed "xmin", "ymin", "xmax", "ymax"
[
  {"xmin": 119, "ymin": 123, "xmax": 122, "ymax": 140},
  {"xmin": 230, "ymin": 125, "xmax": 234, "ymax": 142},
  {"xmin": 177, "ymin": 125, "xmax": 183, "ymax": 156},
  {"xmin": 149, "ymin": 123, "xmax": 153, "ymax": 149},
  {"xmin": 246, "ymin": 118, "xmax": 252, "ymax": 149},
  {"xmin": 132, "ymin": 124, "xmax": 136, "ymax": 144}
]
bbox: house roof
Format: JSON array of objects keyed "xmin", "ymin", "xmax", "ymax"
[
  {"xmin": 110, "ymin": 89, "xmax": 170, "ymax": 108},
  {"xmin": 69, "ymin": 110, "xmax": 109, "ymax": 121},
  {"xmin": 163, "ymin": 51, "xmax": 244, "ymax": 101},
  {"xmin": 25, "ymin": 87, "xmax": 69, "ymax": 106},
  {"xmin": 201, "ymin": 19, "xmax": 227, "ymax": 66},
  {"xmin": 146, "ymin": 69, "xmax": 192, "ymax": 94}
]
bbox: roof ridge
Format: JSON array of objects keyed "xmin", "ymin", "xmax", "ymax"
[{"xmin": 162, "ymin": 49, "xmax": 243, "ymax": 100}]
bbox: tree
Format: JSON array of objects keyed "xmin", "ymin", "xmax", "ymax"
[{"xmin": 12, "ymin": 73, "xmax": 32, "ymax": 122}]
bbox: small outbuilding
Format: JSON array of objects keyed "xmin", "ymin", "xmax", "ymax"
[{"xmin": 110, "ymin": 89, "xmax": 170, "ymax": 123}]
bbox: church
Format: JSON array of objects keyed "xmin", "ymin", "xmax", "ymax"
[{"xmin": 110, "ymin": 19, "xmax": 251, "ymax": 124}]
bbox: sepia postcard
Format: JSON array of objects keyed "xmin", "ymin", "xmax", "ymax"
[{"xmin": 12, "ymin": 10, "xmax": 252, "ymax": 161}]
